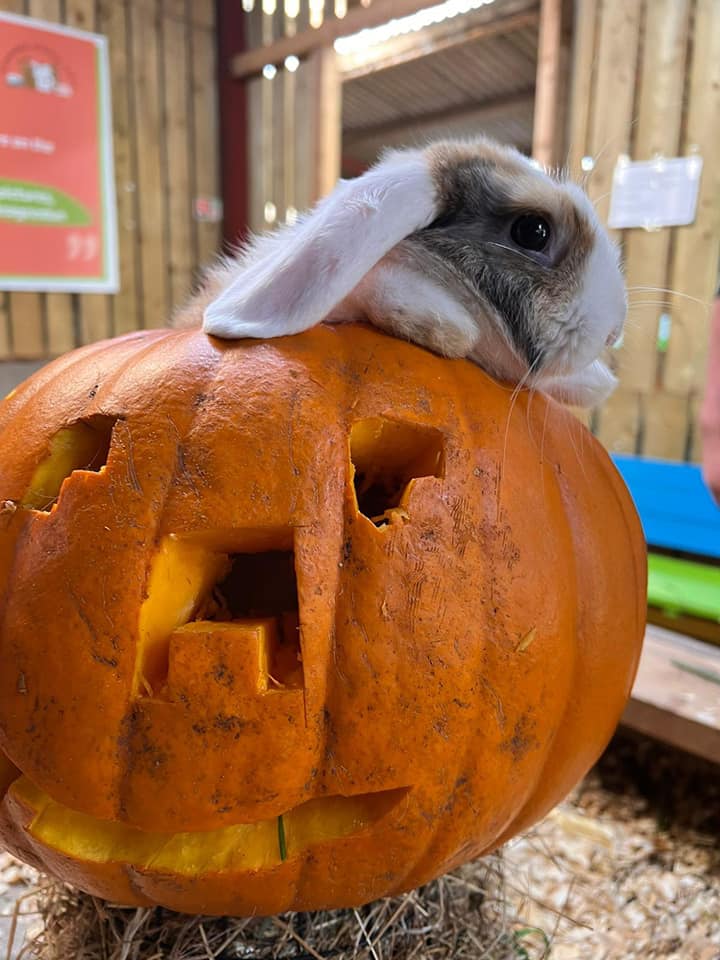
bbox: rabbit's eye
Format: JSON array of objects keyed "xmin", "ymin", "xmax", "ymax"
[{"xmin": 510, "ymin": 215, "xmax": 551, "ymax": 252}]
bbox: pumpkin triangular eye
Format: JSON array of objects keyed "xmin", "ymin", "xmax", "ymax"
[{"xmin": 349, "ymin": 417, "xmax": 445, "ymax": 526}]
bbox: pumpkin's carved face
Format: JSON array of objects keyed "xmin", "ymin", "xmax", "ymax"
[{"xmin": 0, "ymin": 326, "xmax": 645, "ymax": 915}]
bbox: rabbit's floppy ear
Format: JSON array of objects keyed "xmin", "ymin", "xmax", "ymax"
[
  {"xmin": 540, "ymin": 359, "xmax": 618, "ymax": 408},
  {"xmin": 203, "ymin": 149, "xmax": 438, "ymax": 340}
]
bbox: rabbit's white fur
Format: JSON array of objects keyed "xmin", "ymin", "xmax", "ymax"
[
  {"xmin": 202, "ymin": 139, "xmax": 625, "ymax": 408},
  {"xmin": 204, "ymin": 150, "xmax": 437, "ymax": 339}
]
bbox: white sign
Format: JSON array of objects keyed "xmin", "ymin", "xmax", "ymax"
[{"xmin": 608, "ymin": 155, "xmax": 703, "ymax": 230}]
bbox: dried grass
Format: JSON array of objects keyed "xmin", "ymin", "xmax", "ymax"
[{"xmin": 16, "ymin": 857, "xmax": 543, "ymax": 960}]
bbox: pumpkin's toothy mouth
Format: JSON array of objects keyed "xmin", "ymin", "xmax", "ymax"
[{"xmin": 2, "ymin": 761, "xmax": 409, "ymax": 874}]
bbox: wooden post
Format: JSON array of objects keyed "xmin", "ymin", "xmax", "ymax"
[
  {"xmin": 532, "ymin": 0, "xmax": 563, "ymax": 167},
  {"xmin": 307, "ymin": 46, "xmax": 341, "ymax": 202}
]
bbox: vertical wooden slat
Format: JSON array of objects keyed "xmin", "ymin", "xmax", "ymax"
[
  {"xmin": 566, "ymin": 0, "xmax": 599, "ymax": 177},
  {"xmin": 586, "ymin": 0, "xmax": 642, "ymax": 453},
  {"xmin": 532, "ymin": 0, "xmax": 563, "ymax": 167},
  {"xmin": 293, "ymin": 61, "xmax": 313, "ymax": 214},
  {"xmin": 130, "ymin": 0, "xmax": 167, "ymax": 328},
  {"xmin": 595, "ymin": 388, "xmax": 642, "ymax": 455},
  {"xmin": 0, "ymin": 295, "xmax": 11, "ymax": 361},
  {"xmin": 190, "ymin": 0, "xmax": 221, "ymax": 268},
  {"xmin": 644, "ymin": 393, "xmax": 691, "ymax": 461},
  {"xmin": 162, "ymin": 1, "xmax": 194, "ymax": 309},
  {"xmin": 97, "ymin": 0, "xmax": 139, "ymax": 335},
  {"xmin": 307, "ymin": 45, "xmax": 341, "ymax": 201},
  {"xmin": 66, "ymin": 0, "xmax": 113, "ymax": 345},
  {"xmin": 246, "ymin": 9, "xmax": 264, "ymax": 232},
  {"xmin": 619, "ymin": 0, "xmax": 691, "ymax": 397},
  {"xmin": 664, "ymin": 0, "xmax": 720, "ymax": 398}
]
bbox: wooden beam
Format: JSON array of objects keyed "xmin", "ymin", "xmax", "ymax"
[
  {"xmin": 230, "ymin": 0, "xmax": 444, "ymax": 80},
  {"xmin": 308, "ymin": 47, "xmax": 342, "ymax": 201},
  {"xmin": 532, "ymin": 0, "xmax": 563, "ymax": 166},
  {"xmin": 344, "ymin": 89, "xmax": 535, "ymax": 149},
  {"xmin": 340, "ymin": 8, "xmax": 540, "ymax": 81}
]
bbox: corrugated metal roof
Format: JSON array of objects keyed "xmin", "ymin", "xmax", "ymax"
[{"xmin": 341, "ymin": 1, "xmax": 538, "ymax": 168}]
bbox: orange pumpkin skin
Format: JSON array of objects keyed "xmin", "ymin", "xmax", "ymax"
[{"xmin": 0, "ymin": 324, "xmax": 645, "ymax": 915}]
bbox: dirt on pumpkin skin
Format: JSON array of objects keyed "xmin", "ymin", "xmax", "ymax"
[{"xmin": 1, "ymin": 731, "xmax": 718, "ymax": 960}]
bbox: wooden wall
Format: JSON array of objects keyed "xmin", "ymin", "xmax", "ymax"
[
  {"xmin": 568, "ymin": 0, "xmax": 720, "ymax": 461},
  {"xmin": 0, "ymin": 0, "xmax": 221, "ymax": 360},
  {"xmin": 244, "ymin": 1, "xmax": 344, "ymax": 234}
]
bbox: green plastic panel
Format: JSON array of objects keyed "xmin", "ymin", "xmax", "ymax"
[{"xmin": 648, "ymin": 553, "xmax": 720, "ymax": 623}]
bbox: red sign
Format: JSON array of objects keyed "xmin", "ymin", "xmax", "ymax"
[{"xmin": 0, "ymin": 13, "xmax": 118, "ymax": 292}]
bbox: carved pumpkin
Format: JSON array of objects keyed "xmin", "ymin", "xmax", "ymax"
[{"xmin": 0, "ymin": 324, "xmax": 645, "ymax": 915}]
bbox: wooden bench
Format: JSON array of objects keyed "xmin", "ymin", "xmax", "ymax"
[{"xmin": 612, "ymin": 456, "xmax": 720, "ymax": 763}]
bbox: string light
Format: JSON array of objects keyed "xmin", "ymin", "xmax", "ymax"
[
  {"xmin": 264, "ymin": 201, "xmax": 277, "ymax": 223},
  {"xmin": 284, "ymin": 0, "xmax": 300, "ymax": 17},
  {"xmin": 335, "ymin": 0, "xmax": 496, "ymax": 54},
  {"xmin": 309, "ymin": 0, "xmax": 324, "ymax": 28},
  {"xmin": 242, "ymin": 0, "xmax": 255, "ymax": 11},
  {"xmin": 261, "ymin": 0, "xmax": 276, "ymax": 14},
  {"xmin": 335, "ymin": 0, "xmax": 348, "ymax": 18},
  {"xmin": 263, "ymin": 63, "xmax": 277, "ymax": 79},
  {"xmin": 284, "ymin": 55, "xmax": 300, "ymax": 72}
]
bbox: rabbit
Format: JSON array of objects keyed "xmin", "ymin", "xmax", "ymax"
[{"xmin": 194, "ymin": 137, "xmax": 626, "ymax": 407}]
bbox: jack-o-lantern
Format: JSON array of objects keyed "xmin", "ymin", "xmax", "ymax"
[{"xmin": 0, "ymin": 324, "xmax": 645, "ymax": 916}]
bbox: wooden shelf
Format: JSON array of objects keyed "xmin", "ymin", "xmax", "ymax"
[{"xmin": 622, "ymin": 623, "xmax": 720, "ymax": 764}]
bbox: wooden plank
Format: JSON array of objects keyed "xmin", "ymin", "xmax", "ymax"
[
  {"xmin": 585, "ymin": 0, "xmax": 642, "ymax": 453},
  {"xmin": 307, "ymin": 46, "xmax": 341, "ymax": 201},
  {"xmin": 130, "ymin": 0, "xmax": 168, "ymax": 328},
  {"xmin": 648, "ymin": 608, "xmax": 720, "ymax": 648},
  {"xmin": 162, "ymin": 6, "xmax": 194, "ymax": 310},
  {"xmin": 585, "ymin": 0, "xmax": 642, "ymax": 224},
  {"xmin": 66, "ymin": 0, "xmax": 113, "ymax": 346},
  {"xmin": 596, "ymin": 386, "xmax": 641, "ymax": 454},
  {"xmin": 188, "ymin": 0, "xmax": 214, "ymax": 29},
  {"xmin": 566, "ymin": 0, "xmax": 599, "ymax": 177},
  {"xmin": 293, "ymin": 58, "xmax": 313, "ymax": 215},
  {"xmin": 642, "ymin": 390, "xmax": 690, "ymax": 461},
  {"xmin": 532, "ymin": 0, "xmax": 562, "ymax": 167},
  {"xmin": 231, "ymin": 0, "xmax": 446, "ymax": 79},
  {"xmin": 0, "ymin": 296, "xmax": 11, "ymax": 360},
  {"xmin": 246, "ymin": 8, "xmax": 265, "ymax": 233},
  {"xmin": 271, "ymin": 5, "xmax": 286, "ymax": 226},
  {"xmin": 619, "ymin": 0, "xmax": 691, "ymax": 396},
  {"xmin": 97, "ymin": 0, "xmax": 139, "ymax": 336},
  {"xmin": 191, "ymin": 19, "xmax": 221, "ymax": 267},
  {"xmin": 664, "ymin": 0, "xmax": 720, "ymax": 397},
  {"xmin": 339, "ymin": 7, "xmax": 539, "ymax": 81},
  {"xmin": 622, "ymin": 623, "xmax": 720, "ymax": 764}
]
